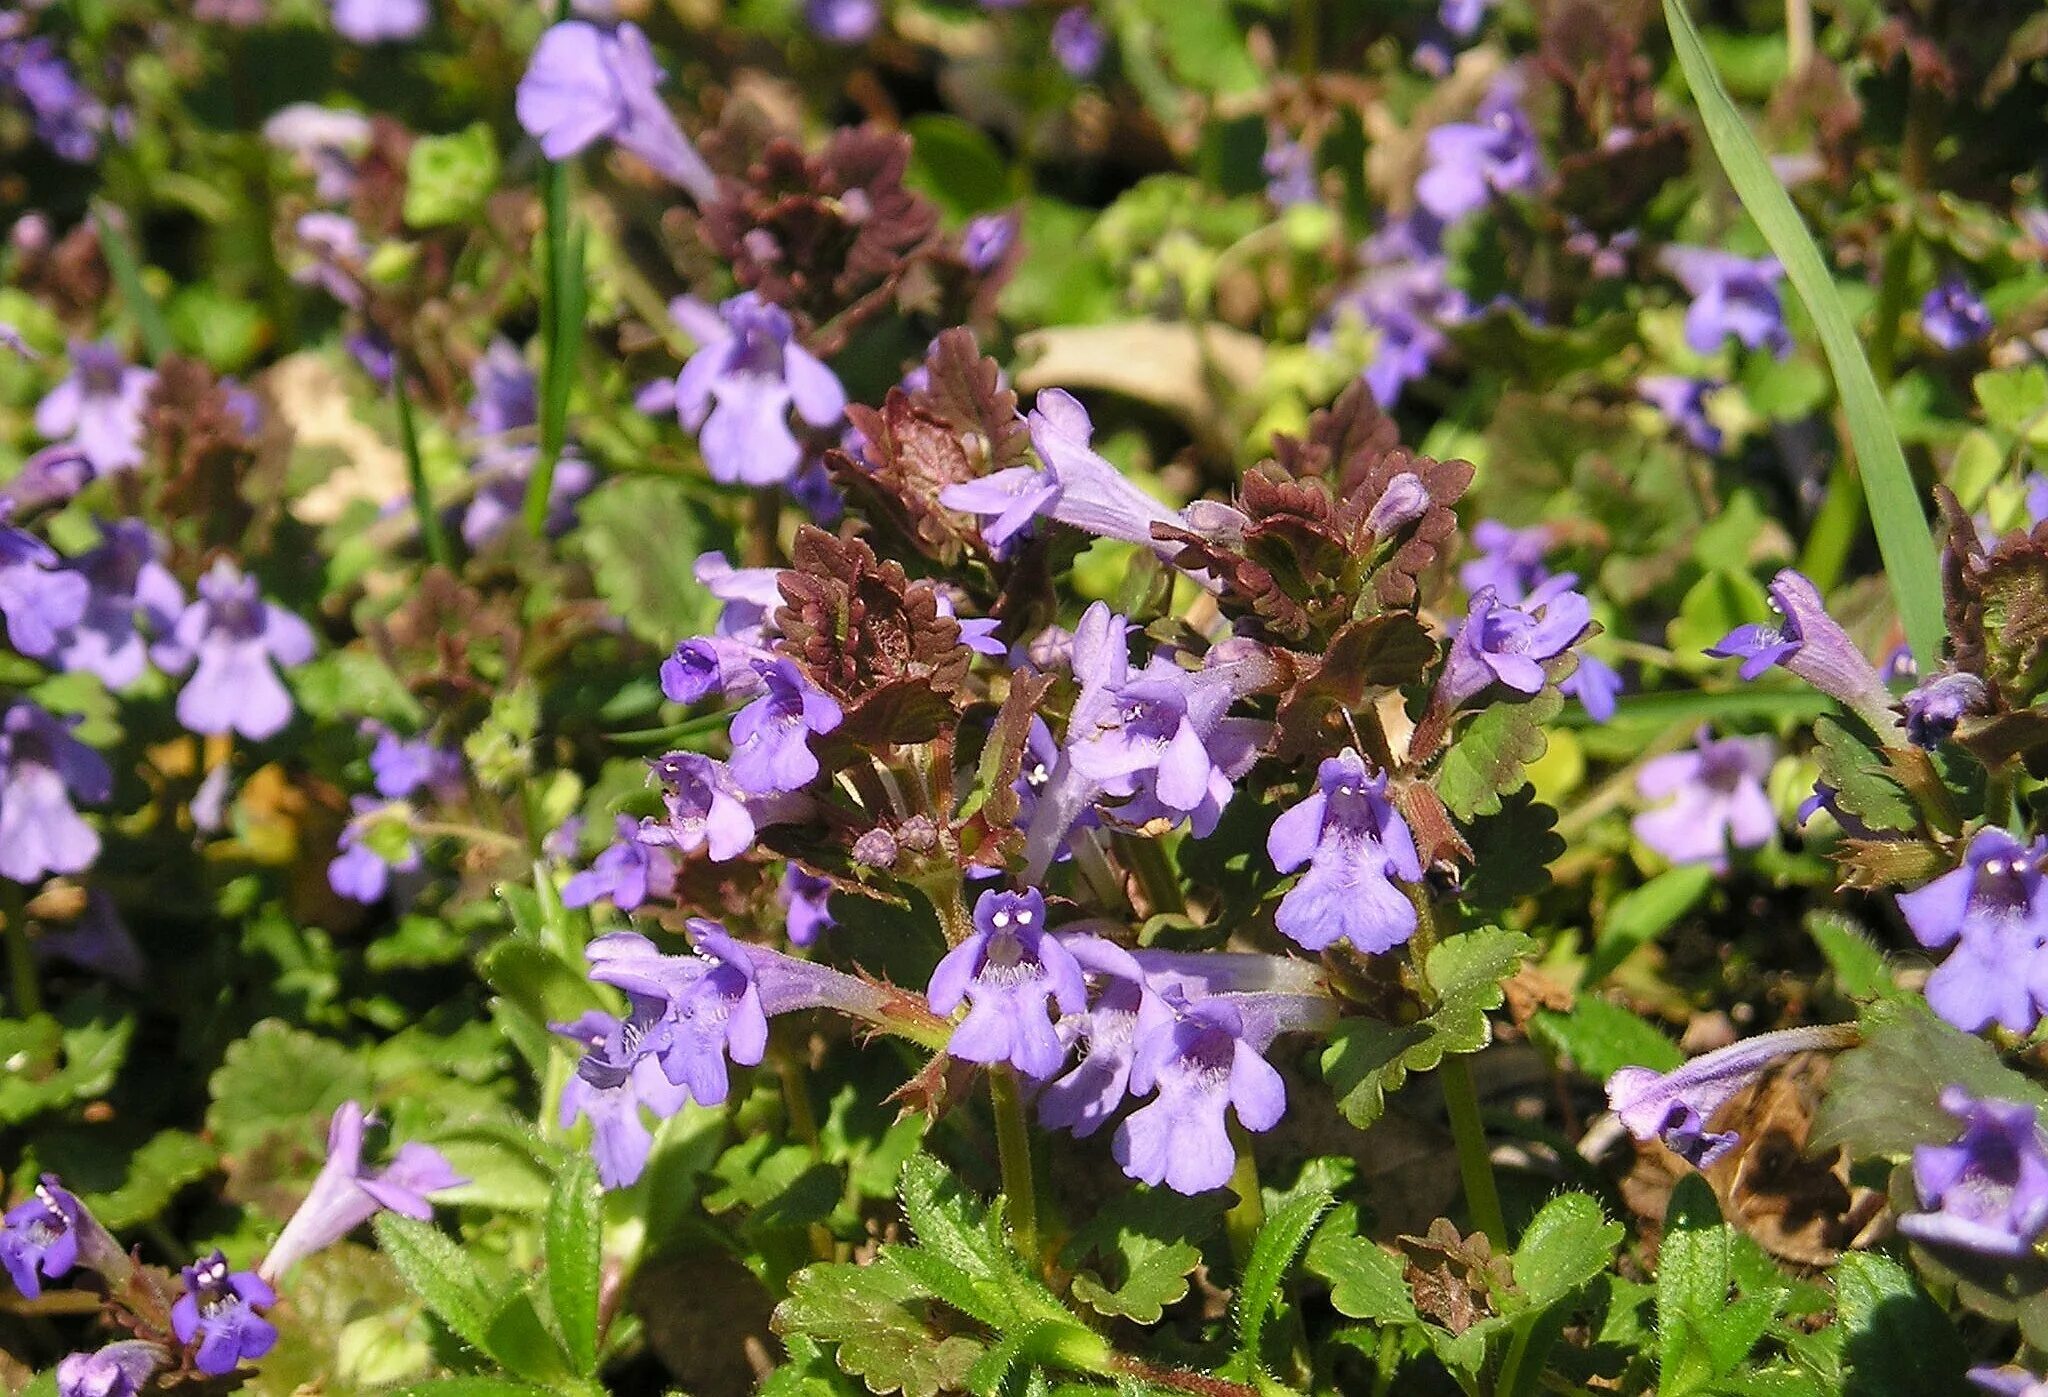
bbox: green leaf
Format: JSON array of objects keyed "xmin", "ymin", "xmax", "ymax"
[
  {"xmin": 91, "ymin": 202, "xmax": 171, "ymax": 362},
  {"xmin": 1812, "ymin": 717, "xmax": 1917, "ymax": 834},
  {"xmin": 1589, "ymin": 865, "xmax": 1717, "ymax": 981},
  {"xmin": 405, "ymin": 122, "xmax": 501, "ymax": 228},
  {"xmin": 1062, "ymin": 1189, "xmax": 1217, "ymax": 1325},
  {"xmin": 1530, "ymin": 998, "xmax": 1684, "ymax": 1080},
  {"xmin": 206, "ymin": 1019, "xmax": 372, "ymax": 1155},
  {"xmin": 1511, "ymin": 1194, "xmax": 1623, "ymax": 1310},
  {"xmin": 904, "ymin": 115, "xmax": 1011, "ymax": 218},
  {"xmin": 0, "ymin": 994, "xmax": 134, "ymax": 1126},
  {"xmin": 75, "ymin": 1130, "xmax": 218, "ymax": 1229},
  {"xmin": 1322, "ymin": 928, "xmax": 1534, "ymax": 1129},
  {"xmin": 1658, "ymin": 1176, "xmax": 1734, "ymax": 1396},
  {"xmin": 1662, "ymin": 0, "xmax": 1944, "ymax": 666},
  {"xmin": 387, "ymin": 1383, "xmax": 560, "ymax": 1397},
  {"xmin": 1305, "ymin": 1212, "xmax": 1416, "ymax": 1325},
  {"xmin": 893, "ymin": 1153, "xmax": 1021, "ymax": 1328},
  {"xmin": 570, "ymin": 476, "xmax": 720, "ymax": 648},
  {"xmin": 1834, "ymin": 1251, "xmax": 1968, "ymax": 1397},
  {"xmin": 544, "ymin": 1152, "xmax": 604, "ymax": 1376},
  {"xmin": 1233, "ymin": 1187, "xmax": 1334, "ymax": 1366},
  {"xmin": 374, "ymin": 1213, "xmax": 506, "ymax": 1360},
  {"xmin": 773, "ymin": 1259, "xmax": 986, "ymax": 1397},
  {"xmin": 1804, "ymin": 911, "xmax": 1901, "ymax": 1002},
  {"xmin": 1436, "ymin": 685, "xmax": 1565, "ymax": 820},
  {"xmin": 1459, "ymin": 789, "xmax": 1563, "ymax": 912},
  {"xmin": 1812, "ymin": 999, "xmax": 2048, "ymax": 1159}
]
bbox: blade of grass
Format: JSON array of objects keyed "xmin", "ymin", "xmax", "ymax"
[
  {"xmin": 90, "ymin": 203, "xmax": 173, "ymax": 364},
  {"xmin": 524, "ymin": 160, "xmax": 582, "ymax": 537},
  {"xmin": 393, "ymin": 364, "xmax": 456, "ymax": 568},
  {"xmin": 1662, "ymin": 0, "xmax": 1946, "ymax": 667}
]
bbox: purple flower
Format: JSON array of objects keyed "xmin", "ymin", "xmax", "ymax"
[
  {"xmin": 0, "ymin": 507, "xmax": 89, "ymax": 659},
  {"xmin": 1051, "ymin": 7, "xmax": 1105, "ymax": 77},
  {"xmin": 807, "ymin": 0, "xmax": 880, "ymax": 43},
  {"xmin": 291, "ymin": 212, "xmax": 365, "ymax": 306},
  {"xmin": 33, "ymin": 341, "xmax": 153, "ymax": 475},
  {"xmin": 928, "ymin": 888, "xmax": 1088, "ymax": 1079},
  {"xmin": 1607, "ymin": 1024, "xmax": 1853, "ymax": 1166},
  {"xmin": 258, "ymin": 1101, "xmax": 464, "ymax": 1282},
  {"xmin": 1440, "ymin": 0, "xmax": 1495, "ymax": 37},
  {"xmin": 1972, "ymin": 1368, "xmax": 2048, "ymax": 1397},
  {"xmin": 781, "ymin": 865, "xmax": 835, "ymax": 946},
  {"xmin": 586, "ymin": 925, "xmax": 770, "ymax": 1108},
  {"xmin": 469, "ymin": 338, "xmax": 539, "ymax": 438},
  {"xmin": 1415, "ymin": 80, "xmax": 1542, "ymax": 223},
  {"xmin": 563, "ymin": 814, "xmax": 677, "ymax": 911},
  {"xmin": 367, "ymin": 724, "xmax": 462, "ymax": 801},
  {"xmin": 461, "ymin": 446, "xmax": 595, "ymax": 550},
  {"xmin": 727, "ymin": 658, "xmax": 843, "ymax": 794},
  {"xmin": 1315, "ymin": 219, "xmax": 1467, "ymax": 407},
  {"xmin": 262, "ymin": 103, "xmax": 372, "ymax": 203},
  {"xmin": 1631, "ymin": 730, "xmax": 1774, "ymax": 869},
  {"xmin": 172, "ymin": 1252, "xmax": 277, "ymax": 1375},
  {"xmin": 1563, "ymin": 652, "xmax": 1624, "ymax": 723},
  {"xmin": 1062, "ymin": 641, "xmax": 1270, "ymax": 839},
  {"xmin": 1660, "ymin": 247, "xmax": 1792, "ymax": 358},
  {"xmin": 157, "ymin": 561, "xmax": 314, "ymax": 741},
  {"xmin": 1115, "ymin": 998, "xmax": 1285, "ymax": 1194},
  {"xmin": 2, "ymin": 1176, "xmax": 121, "ymax": 1298},
  {"xmin": 1638, "ymin": 374, "xmax": 1724, "ymax": 454},
  {"xmin": 639, "ymin": 751, "xmax": 757, "ymax": 862},
  {"xmin": 516, "ymin": 20, "xmax": 718, "ymax": 201},
  {"xmin": 54, "ymin": 518, "xmax": 181, "ymax": 688},
  {"xmin": 1037, "ymin": 937, "xmax": 1173, "ymax": 1138},
  {"xmin": 0, "ymin": 700, "xmax": 111, "ymax": 884},
  {"xmin": 331, "ymin": 0, "xmax": 428, "ymax": 43},
  {"xmin": 696, "ymin": 552, "xmax": 786, "ymax": 641},
  {"xmin": 0, "ymin": 34, "xmax": 112, "ymax": 162},
  {"xmin": 55, "ymin": 1343, "xmax": 163, "ymax": 1397},
  {"xmin": 1434, "ymin": 577, "xmax": 1590, "ymax": 712},
  {"xmin": 1923, "ymin": 277, "xmax": 1993, "ymax": 351},
  {"xmin": 1458, "ymin": 520, "xmax": 1551, "ymax": 604},
  {"xmin": 1264, "ymin": 129, "xmax": 1317, "ymax": 208},
  {"xmin": 1898, "ymin": 829, "xmax": 2048, "ymax": 1035},
  {"xmin": 961, "ymin": 211, "xmax": 1018, "ymax": 275},
  {"xmin": 941, "ymin": 389, "xmax": 1179, "ymax": 554},
  {"xmin": 1902, "ymin": 669, "xmax": 1989, "ymax": 748},
  {"xmin": 554, "ymin": 1002, "xmax": 689, "ymax": 1188},
  {"xmin": 1265, "ymin": 749, "xmax": 1422, "ymax": 955},
  {"xmin": 660, "ymin": 634, "xmax": 771, "ymax": 705},
  {"xmin": 327, "ymin": 798, "xmax": 420, "ymax": 904},
  {"xmin": 671, "ymin": 294, "xmax": 846, "ymax": 488},
  {"xmin": 1899, "ymin": 1089, "xmax": 2048, "ymax": 1258},
  {"xmin": 1706, "ymin": 569, "xmax": 1898, "ymax": 735},
  {"xmin": 1022, "ymin": 603, "xmax": 1270, "ymax": 877},
  {"xmin": 2, "ymin": 445, "xmax": 94, "ymax": 514}
]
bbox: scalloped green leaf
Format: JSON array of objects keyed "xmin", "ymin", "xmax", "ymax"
[
  {"xmin": 1321, "ymin": 928, "xmax": 1534, "ymax": 1129},
  {"xmin": 773, "ymin": 1259, "xmax": 986, "ymax": 1397}
]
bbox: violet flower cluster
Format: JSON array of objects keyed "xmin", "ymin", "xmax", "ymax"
[{"xmin": 4, "ymin": 1105, "xmax": 458, "ymax": 1382}]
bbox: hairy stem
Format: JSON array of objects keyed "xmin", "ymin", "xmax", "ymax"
[
  {"xmin": 1440, "ymin": 1054, "xmax": 1508, "ymax": 1249},
  {"xmin": 3, "ymin": 881, "xmax": 39, "ymax": 1018},
  {"xmin": 989, "ymin": 1067, "xmax": 1042, "ymax": 1271}
]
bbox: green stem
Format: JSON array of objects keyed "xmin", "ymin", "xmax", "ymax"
[
  {"xmin": 3, "ymin": 881, "xmax": 39, "ymax": 1018},
  {"xmin": 90, "ymin": 203, "xmax": 172, "ymax": 363},
  {"xmin": 1223, "ymin": 1125, "xmax": 1264, "ymax": 1268},
  {"xmin": 525, "ymin": 159, "xmax": 582, "ymax": 537},
  {"xmin": 1115, "ymin": 833, "xmax": 1185, "ymax": 917},
  {"xmin": 989, "ymin": 1067, "xmax": 1042, "ymax": 1271},
  {"xmin": 392, "ymin": 367, "xmax": 455, "ymax": 569},
  {"xmin": 1440, "ymin": 1054, "xmax": 1507, "ymax": 1249}
]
